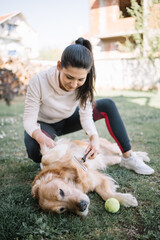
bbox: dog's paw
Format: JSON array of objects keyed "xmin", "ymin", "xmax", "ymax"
[
  {"xmin": 114, "ymin": 193, "xmax": 138, "ymax": 207},
  {"xmin": 120, "ymin": 193, "xmax": 138, "ymax": 207},
  {"xmin": 136, "ymin": 151, "xmax": 150, "ymax": 162}
]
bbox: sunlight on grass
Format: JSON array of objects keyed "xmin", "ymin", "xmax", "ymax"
[
  {"xmin": 96, "ymin": 90, "xmax": 160, "ymax": 109},
  {"xmin": 127, "ymin": 94, "xmax": 160, "ymax": 109},
  {"xmin": 148, "ymin": 94, "xmax": 160, "ymax": 109},
  {"xmin": 128, "ymin": 97, "xmax": 149, "ymax": 106}
]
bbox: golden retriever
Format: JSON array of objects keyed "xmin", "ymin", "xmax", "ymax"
[{"xmin": 31, "ymin": 138, "xmax": 139, "ymax": 216}]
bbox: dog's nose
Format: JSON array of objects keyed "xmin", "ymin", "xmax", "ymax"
[{"xmin": 79, "ymin": 200, "xmax": 88, "ymax": 212}]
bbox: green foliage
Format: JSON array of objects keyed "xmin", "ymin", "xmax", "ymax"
[
  {"xmin": 119, "ymin": 10, "xmax": 124, "ymax": 18},
  {"xmin": 117, "ymin": 0, "xmax": 160, "ymax": 59},
  {"xmin": 126, "ymin": 0, "xmax": 143, "ymax": 30},
  {"xmin": 152, "ymin": 0, "xmax": 160, "ymax": 4},
  {"xmin": 0, "ymin": 92, "xmax": 160, "ymax": 240},
  {"xmin": 148, "ymin": 35, "xmax": 160, "ymax": 59},
  {"xmin": 117, "ymin": 38, "xmax": 134, "ymax": 52}
]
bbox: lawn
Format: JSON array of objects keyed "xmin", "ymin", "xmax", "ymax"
[{"xmin": 0, "ymin": 91, "xmax": 160, "ymax": 240}]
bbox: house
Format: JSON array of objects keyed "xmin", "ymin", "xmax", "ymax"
[
  {"xmin": 89, "ymin": 0, "xmax": 160, "ymax": 59},
  {"xmin": 87, "ymin": 0, "xmax": 160, "ymax": 92},
  {"xmin": 0, "ymin": 11, "xmax": 38, "ymax": 58}
]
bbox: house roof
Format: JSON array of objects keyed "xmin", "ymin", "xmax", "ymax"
[
  {"xmin": 0, "ymin": 11, "xmax": 22, "ymax": 24},
  {"xmin": 0, "ymin": 13, "xmax": 13, "ymax": 22},
  {"xmin": 0, "ymin": 11, "xmax": 35, "ymax": 32}
]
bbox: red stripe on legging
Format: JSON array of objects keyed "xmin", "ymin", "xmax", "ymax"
[
  {"xmin": 93, "ymin": 107, "xmax": 104, "ymax": 120},
  {"xmin": 41, "ymin": 130, "xmax": 52, "ymax": 139},
  {"xmin": 100, "ymin": 112, "xmax": 124, "ymax": 153}
]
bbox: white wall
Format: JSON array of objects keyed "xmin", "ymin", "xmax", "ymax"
[{"xmin": 95, "ymin": 58, "xmax": 160, "ymax": 93}]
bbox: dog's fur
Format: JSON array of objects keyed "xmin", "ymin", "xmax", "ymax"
[{"xmin": 31, "ymin": 138, "xmax": 139, "ymax": 216}]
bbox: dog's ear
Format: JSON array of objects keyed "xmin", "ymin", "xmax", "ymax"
[{"xmin": 31, "ymin": 179, "xmax": 40, "ymax": 199}]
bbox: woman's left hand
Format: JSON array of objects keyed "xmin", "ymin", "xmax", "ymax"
[{"xmin": 85, "ymin": 134, "xmax": 100, "ymax": 159}]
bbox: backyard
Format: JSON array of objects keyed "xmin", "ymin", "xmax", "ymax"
[{"xmin": 0, "ymin": 91, "xmax": 160, "ymax": 240}]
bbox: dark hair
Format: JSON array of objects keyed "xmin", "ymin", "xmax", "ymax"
[{"xmin": 60, "ymin": 37, "xmax": 96, "ymax": 107}]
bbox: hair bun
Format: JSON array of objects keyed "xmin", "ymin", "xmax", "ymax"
[
  {"xmin": 75, "ymin": 37, "xmax": 92, "ymax": 52},
  {"xmin": 75, "ymin": 38, "xmax": 84, "ymax": 45}
]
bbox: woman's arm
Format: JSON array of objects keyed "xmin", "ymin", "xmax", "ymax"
[
  {"xmin": 23, "ymin": 76, "xmax": 41, "ymax": 136},
  {"xmin": 84, "ymin": 134, "xmax": 100, "ymax": 159},
  {"xmin": 23, "ymin": 75, "xmax": 56, "ymax": 150},
  {"xmin": 32, "ymin": 129, "xmax": 56, "ymax": 150},
  {"xmin": 79, "ymin": 100, "xmax": 100, "ymax": 159}
]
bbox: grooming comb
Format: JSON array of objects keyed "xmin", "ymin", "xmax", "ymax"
[
  {"xmin": 74, "ymin": 156, "xmax": 87, "ymax": 172},
  {"xmin": 81, "ymin": 149, "xmax": 92, "ymax": 162}
]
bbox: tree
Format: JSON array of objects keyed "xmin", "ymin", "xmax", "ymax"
[{"xmin": 118, "ymin": 0, "xmax": 160, "ymax": 59}]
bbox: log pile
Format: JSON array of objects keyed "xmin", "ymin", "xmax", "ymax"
[
  {"xmin": 0, "ymin": 57, "xmax": 53, "ymax": 105},
  {"xmin": 0, "ymin": 68, "xmax": 19, "ymax": 105}
]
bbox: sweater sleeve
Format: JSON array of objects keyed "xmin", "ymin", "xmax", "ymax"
[
  {"xmin": 79, "ymin": 100, "xmax": 98, "ymax": 137},
  {"xmin": 23, "ymin": 75, "xmax": 41, "ymax": 136}
]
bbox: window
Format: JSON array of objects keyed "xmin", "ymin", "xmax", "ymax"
[
  {"xmin": 7, "ymin": 23, "xmax": 17, "ymax": 31},
  {"xmin": 8, "ymin": 50, "xmax": 17, "ymax": 56},
  {"xmin": 119, "ymin": 0, "xmax": 141, "ymax": 18}
]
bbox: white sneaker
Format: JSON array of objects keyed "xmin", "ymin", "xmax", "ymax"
[{"xmin": 120, "ymin": 152, "xmax": 154, "ymax": 175}]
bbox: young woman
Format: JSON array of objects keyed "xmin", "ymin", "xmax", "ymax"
[{"xmin": 23, "ymin": 37, "xmax": 154, "ymax": 175}]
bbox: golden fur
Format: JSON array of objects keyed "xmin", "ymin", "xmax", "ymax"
[{"xmin": 31, "ymin": 138, "xmax": 138, "ymax": 216}]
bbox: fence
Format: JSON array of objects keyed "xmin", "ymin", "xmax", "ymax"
[{"xmin": 95, "ymin": 58, "xmax": 160, "ymax": 93}]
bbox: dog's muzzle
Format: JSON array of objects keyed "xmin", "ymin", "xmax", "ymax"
[{"xmin": 78, "ymin": 200, "xmax": 89, "ymax": 212}]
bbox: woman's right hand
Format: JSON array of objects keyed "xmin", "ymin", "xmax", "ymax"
[
  {"xmin": 39, "ymin": 134, "xmax": 56, "ymax": 150},
  {"xmin": 32, "ymin": 129, "xmax": 56, "ymax": 150}
]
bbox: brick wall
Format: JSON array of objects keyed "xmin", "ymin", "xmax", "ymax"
[
  {"xmin": 90, "ymin": 0, "xmax": 135, "ymax": 37},
  {"xmin": 89, "ymin": 0, "xmax": 160, "ymax": 60},
  {"xmin": 90, "ymin": 0, "xmax": 100, "ymax": 36},
  {"xmin": 148, "ymin": 3, "xmax": 160, "ymax": 29}
]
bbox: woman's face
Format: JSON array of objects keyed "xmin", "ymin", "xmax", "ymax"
[{"xmin": 57, "ymin": 61, "xmax": 88, "ymax": 92}]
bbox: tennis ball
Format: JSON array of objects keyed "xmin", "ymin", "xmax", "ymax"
[{"xmin": 105, "ymin": 198, "xmax": 120, "ymax": 213}]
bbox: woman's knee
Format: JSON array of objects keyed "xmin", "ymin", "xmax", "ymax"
[
  {"xmin": 24, "ymin": 132, "xmax": 42, "ymax": 163},
  {"xmin": 96, "ymin": 98, "xmax": 117, "ymax": 114}
]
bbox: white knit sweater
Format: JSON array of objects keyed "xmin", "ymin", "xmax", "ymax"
[{"xmin": 23, "ymin": 66, "xmax": 98, "ymax": 137}]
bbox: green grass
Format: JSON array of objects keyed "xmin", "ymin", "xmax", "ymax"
[{"xmin": 0, "ymin": 91, "xmax": 160, "ymax": 240}]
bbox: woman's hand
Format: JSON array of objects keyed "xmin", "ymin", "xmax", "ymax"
[
  {"xmin": 84, "ymin": 134, "xmax": 100, "ymax": 159},
  {"xmin": 32, "ymin": 129, "xmax": 56, "ymax": 150},
  {"xmin": 39, "ymin": 134, "xmax": 56, "ymax": 150}
]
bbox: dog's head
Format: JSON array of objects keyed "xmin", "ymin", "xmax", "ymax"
[
  {"xmin": 32, "ymin": 177, "xmax": 90, "ymax": 216},
  {"xmin": 32, "ymin": 138, "xmax": 90, "ymax": 216}
]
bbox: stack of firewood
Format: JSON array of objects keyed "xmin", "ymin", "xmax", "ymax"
[
  {"xmin": 0, "ymin": 57, "xmax": 52, "ymax": 105},
  {"xmin": 0, "ymin": 68, "xmax": 19, "ymax": 105}
]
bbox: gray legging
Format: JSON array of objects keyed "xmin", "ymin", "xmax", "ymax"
[{"xmin": 24, "ymin": 98, "xmax": 131, "ymax": 163}]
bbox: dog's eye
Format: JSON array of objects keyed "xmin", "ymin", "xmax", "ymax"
[
  {"xmin": 59, "ymin": 189, "xmax": 65, "ymax": 197},
  {"xmin": 59, "ymin": 207, "xmax": 65, "ymax": 213}
]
